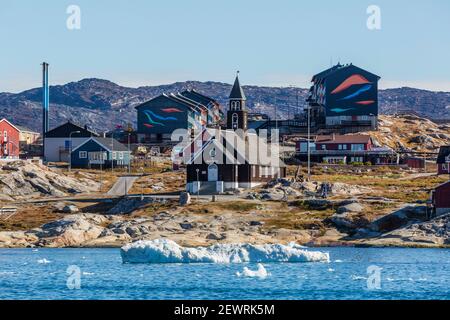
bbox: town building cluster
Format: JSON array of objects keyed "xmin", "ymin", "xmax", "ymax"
[{"xmin": 0, "ymin": 63, "xmax": 449, "ymax": 214}]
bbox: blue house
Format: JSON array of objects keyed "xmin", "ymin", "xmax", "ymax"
[{"xmin": 70, "ymin": 137, "xmax": 131, "ymax": 168}]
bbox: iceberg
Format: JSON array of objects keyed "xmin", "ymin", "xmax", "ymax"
[
  {"xmin": 120, "ymin": 239, "xmax": 330, "ymax": 264},
  {"xmin": 37, "ymin": 258, "xmax": 51, "ymax": 264},
  {"xmin": 237, "ymin": 264, "xmax": 269, "ymax": 279}
]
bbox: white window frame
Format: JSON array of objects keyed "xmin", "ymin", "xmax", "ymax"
[
  {"xmin": 351, "ymin": 144, "xmax": 364, "ymax": 151},
  {"xmin": 79, "ymin": 151, "xmax": 87, "ymax": 159},
  {"xmin": 112, "ymin": 152, "xmax": 117, "ymax": 160},
  {"xmin": 119, "ymin": 152, "xmax": 124, "ymax": 159}
]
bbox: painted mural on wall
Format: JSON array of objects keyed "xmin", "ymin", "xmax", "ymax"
[
  {"xmin": 326, "ymin": 72, "xmax": 378, "ymax": 117},
  {"xmin": 142, "ymin": 108, "xmax": 183, "ymax": 129}
]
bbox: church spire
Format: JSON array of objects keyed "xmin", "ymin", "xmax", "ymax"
[{"xmin": 229, "ymin": 71, "xmax": 246, "ymax": 101}]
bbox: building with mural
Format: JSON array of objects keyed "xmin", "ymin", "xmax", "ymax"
[
  {"xmin": 307, "ymin": 63, "xmax": 380, "ymax": 133},
  {"xmin": 135, "ymin": 90, "xmax": 222, "ymax": 144}
]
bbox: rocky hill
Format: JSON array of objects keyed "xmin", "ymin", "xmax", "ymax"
[
  {"xmin": 371, "ymin": 115, "xmax": 450, "ymax": 152},
  {"xmin": 0, "ymin": 78, "xmax": 449, "ymax": 133}
]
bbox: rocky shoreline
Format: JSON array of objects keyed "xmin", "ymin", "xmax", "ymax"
[
  {"xmin": 1, "ymin": 162, "xmax": 449, "ymax": 249},
  {"xmin": 1, "ymin": 209, "xmax": 448, "ymax": 249}
]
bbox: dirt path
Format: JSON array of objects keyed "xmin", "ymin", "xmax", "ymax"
[
  {"xmin": 398, "ymin": 172, "xmax": 436, "ymax": 180},
  {"xmin": 107, "ymin": 176, "xmax": 138, "ymax": 196}
]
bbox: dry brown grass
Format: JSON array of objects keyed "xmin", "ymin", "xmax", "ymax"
[
  {"xmin": 179, "ymin": 200, "xmax": 261, "ymax": 216},
  {"xmin": 0, "ymin": 205, "xmax": 62, "ymax": 232}
]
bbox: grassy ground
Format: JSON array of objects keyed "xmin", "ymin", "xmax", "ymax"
[{"xmin": 0, "ymin": 205, "xmax": 62, "ymax": 232}]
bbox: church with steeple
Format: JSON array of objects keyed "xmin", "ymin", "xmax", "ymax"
[{"xmin": 184, "ymin": 73, "xmax": 286, "ymax": 194}]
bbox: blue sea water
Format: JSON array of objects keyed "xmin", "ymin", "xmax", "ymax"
[{"xmin": 0, "ymin": 247, "xmax": 449, "ymax": 300}]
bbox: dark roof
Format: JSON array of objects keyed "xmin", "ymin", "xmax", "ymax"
[
  {"xmin": 169, "ymin": 93, "xmax": 207, "ymax": 113},
  {"xmin": 45, "ymin": 121, "xmax": 98, "ymax": 138},
  {"xmin": 229, "ymin": 76, "xmax": 246, "ymax": 100},
  {"xmin": 315, "ymin": 134, "xmax": 372, "ymax": 144},
  {"xmin": 437, "ymin": 146, "xmax": 450, "ymax": 164},
  {"xmin": 312, "ymin": 64, "xmax": 343, "ymax": 82},
  {"xmin": 435, "ymin": 180, "xmax": 450, "ymax": 190},
  {"xmin": 15, "ymin": 125, "xmax": 39, "ymax": 134},
  {"xmin": 312, "ymin": 63, "xmax": 380, "ymax": 82},
  {"xmin": 180, "ymin": 90, "xmax": 218, "ymax": 108},
  {"xmin": 248, "ymin": 120, "xmax": 268, "ymax": 130},
  {"xmin": 134, "ymin": 93, "xmax": 207, "ymax": 114},
  {"xmin": 186, "ymin": 128, "xmax": 285, "ymax": 167},
  {"xmin": 72, "ymin": 137, "xmax": 129, "ymax": 152}
]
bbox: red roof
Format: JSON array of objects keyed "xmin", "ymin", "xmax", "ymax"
[{"xmin": 315, "ymin": 134, "xmax": 372, "ymax": 144}]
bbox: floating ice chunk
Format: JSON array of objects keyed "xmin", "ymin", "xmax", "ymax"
[
  {"xmin": 350, "ymin": 275, "xmax": 366, "ymax": 280},
  {"xmin": 121, "ymin": 239, "xmax": 330, "ymax": 264},
  {"xmin": 37, "ymin": 258, "xmax": 51, "ymax": 264},
  {"xmin": 334, "ymin": 259, "xmax": 343, "ymax": 263},
  {"xmin": 237, "ymin": 264, "xmax": 269, "ymax": 279},
  {"xmin": 328, "ymin": 268, "xmax": 335, "ymax": 272}
]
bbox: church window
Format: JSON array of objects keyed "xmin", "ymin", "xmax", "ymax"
[{"xmin": 232, "ymin": 113, "xmax": 239, "ymax": 129}]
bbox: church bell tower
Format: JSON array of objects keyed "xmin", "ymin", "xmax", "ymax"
[{"xmin": 227, "ymin": 72, "xmax": 248, "ymax": 131}]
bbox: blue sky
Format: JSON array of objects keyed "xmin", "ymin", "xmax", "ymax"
[{"xmin": 1, "ymin": 0, "xmax": 449, "ymax": 92}]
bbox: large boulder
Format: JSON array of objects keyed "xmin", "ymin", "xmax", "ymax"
[
  {"xmin": 330, "ymin": 212, "xmax": 370, "ymax": 231},
  {"xmin": 62, "ymin": 205, "xmax": 79, "ymax": 214},
  {"xmin": 336, "ymin": 202, "xmax": 364, "ymax": 214},
  {"xmin": 35, "ymin": 214, "xmax": 108, "ymax": 247},
  {"xmin": 179, "ymin": 192, "xmax": 191, "ymax": 206},
  {"xmin": 369, "ymin": 205, "xmax": 426, "ymax": 233}
]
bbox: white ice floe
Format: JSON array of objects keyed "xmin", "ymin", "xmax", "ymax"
[
  {"xmin": 237, "ymin": 264, "xmax": 269, "ymax": 279},
  {"xmin": 350, "ymin": 275, "xmax": 367, "ymax": 280},
  {"xmin": 37, "ymin": 258, "xmax": 51, "ymax": 264},
  {"xmin": 120, "ymin": 239, "xmax": 330, "ymax": 264},
  {"xmin": 328, "ymin": 268, "xmax": 335, "ymax": 272}
]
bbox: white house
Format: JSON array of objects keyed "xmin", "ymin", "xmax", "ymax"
[{"xmin": 44, "ymin": 121, "xmax": 98, "ymax": 162}]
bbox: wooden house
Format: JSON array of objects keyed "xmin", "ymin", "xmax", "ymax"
[{"xmin": 185, "ymin": 75, "xmax": 286, "ymax": 194}]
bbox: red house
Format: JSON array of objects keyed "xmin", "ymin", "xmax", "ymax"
[
  {"xmin": 0, "ymin": 118, "xmax": 20, "ymax": 158},
  {"xmin": 295, "ymin": 134, "xmax": 397, "ymax": 165},
  {"xmin": 315, "ymin": 134, "xmax": 373, "ymax": 152},
  {"xmin": 436, "ymin": 146, "xmax": 450, "ymax": 175},
  {"xmin": 431, "ymin": 181, "xmax": 450, "ymax": 216}
]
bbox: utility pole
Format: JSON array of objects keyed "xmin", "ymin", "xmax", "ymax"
[
  {"xmin": 307, "ymin": 105, "xmax": 311, "ymax": 181},
  {"xmin": 196, "ymin": 168, "xmax": 200, "ymax": 201},
  {"xmin": 68, "ymin": 130, "xmax": 81, "ymax": 172},
  {"xmin": 111, "ymin": 131, "xmax": 114, "ymax": 173},
  {"xmin": 128, "ymin": 132, "xmax": 131, "ymax": 174}
]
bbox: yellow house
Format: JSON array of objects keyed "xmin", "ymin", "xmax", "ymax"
[{"xmin": 17, "ymin": 126, "xmax": 40, "ymax": 148}]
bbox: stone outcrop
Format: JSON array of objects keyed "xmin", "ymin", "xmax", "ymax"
[
  {"xmin": 0, "ymin": 161, "xmax": 99, "ymax": 200},
  {"xmin": 362, "ymin": 213, "xmax": 450, "ymax": 247}
]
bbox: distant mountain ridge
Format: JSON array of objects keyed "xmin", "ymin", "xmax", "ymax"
[{"xmin": 0, "ymin": 78, "xmax": 449, "ymax": 133}]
